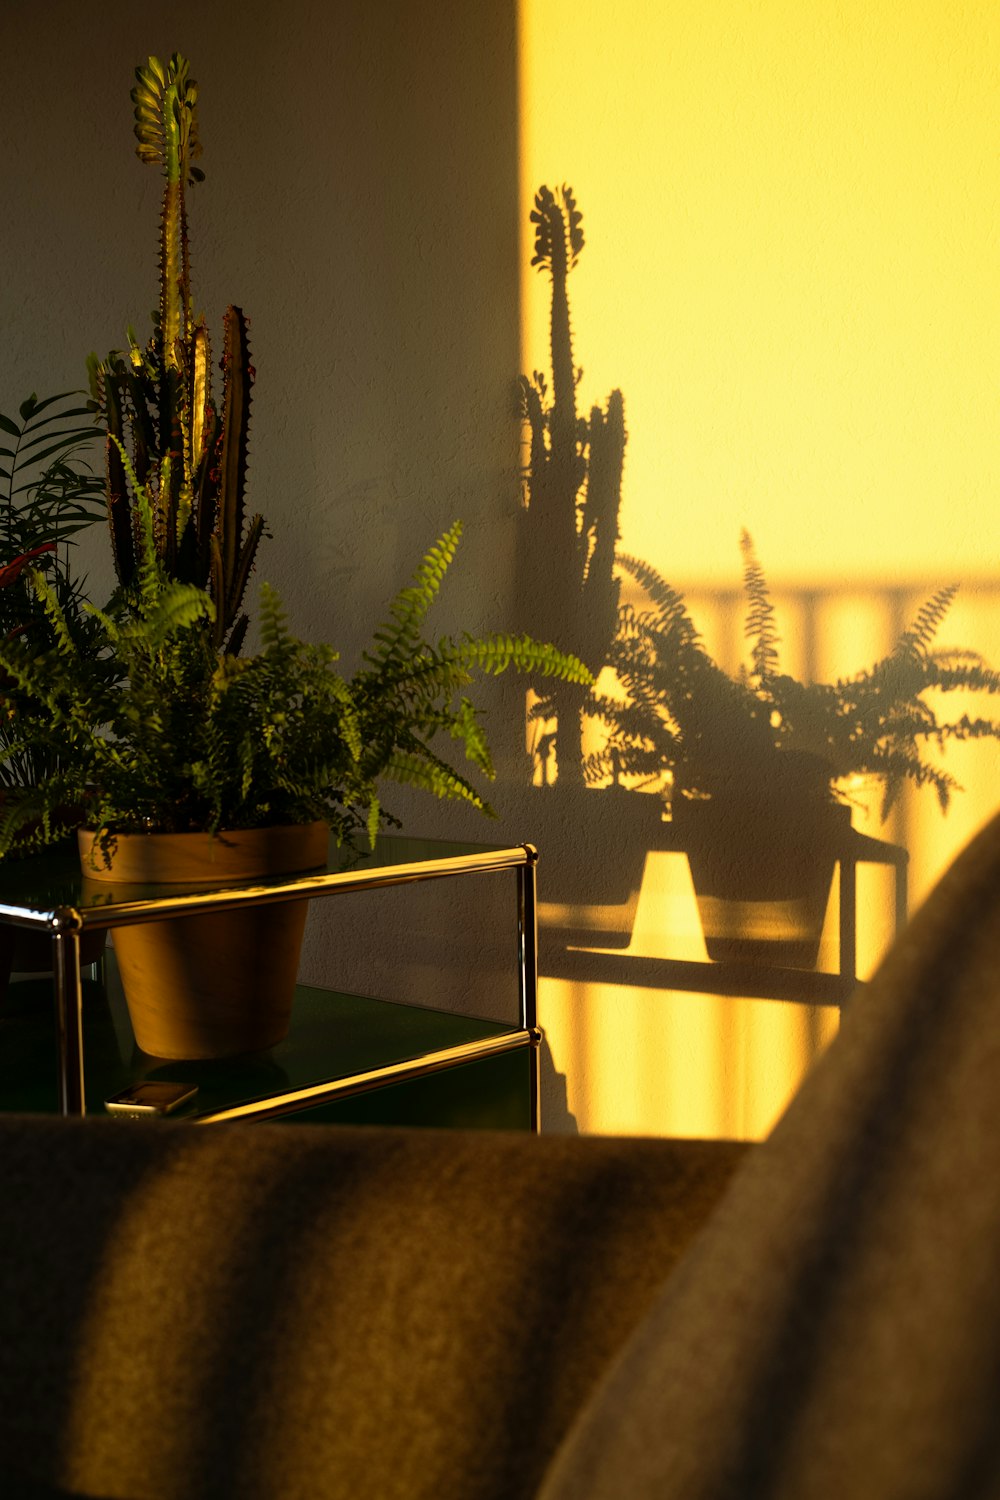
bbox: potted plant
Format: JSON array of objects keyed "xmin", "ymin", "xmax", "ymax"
[
  {"xmin": 517, "ymin": 185, "xmax": 661, "ymax": 936},
  {"xmin": 0, "ymin": 390, "xmax": 105, "ymax": 552},
  {"xmin": 0, "ymin": 389, "xmax": 108, "ymax": 979},
  {"xmin": 0, "ymin": 54, "xmax": 589, "ymax": 1055},
  {"xmin": 0, "ymin": 387, "xmax": 107, "ymax": 812},
  {"xmin": 0, "ymin": 453, "xmax": 588, "ymax": 1056},
  {"xmin": 589, "ymin": 533, "xmax": 1000, "ymax": 967}
]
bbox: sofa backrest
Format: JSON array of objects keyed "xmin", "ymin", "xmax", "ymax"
[
  {"xmin": 0, "ymin": 1115, "xmax": 744, "ymax": 1500},
  {"xmin": 541, "ymin": 807, "xmax": 1000, "ymax": 1499}
]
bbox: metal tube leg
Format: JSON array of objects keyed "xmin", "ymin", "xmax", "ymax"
[
  {"xmin": 52, "ymin": 928, "xmax": 85, "ymax": 1116},
  {"xmin": 528, "ymin": 1030, "xmax": 542, "ymax": 1136},
  {"xmin": 517, "ymin": 846, "xmax": 539, "ymax": 1033},
  {"xmin": 518, "ymin": 846, "xmax": 541, "ymax": 1132}
]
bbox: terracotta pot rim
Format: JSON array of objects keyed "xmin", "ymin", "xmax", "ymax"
[
  {"xmin": 78, "ymin": 820, "xmax": 330, "ymax": 886},
  {"xmin": 77, "ymin": 818, "xmax": 328, "ymax": 838}
]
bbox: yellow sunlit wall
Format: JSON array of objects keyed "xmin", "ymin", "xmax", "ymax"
[{"xmin": 520, "ymin": 0, "xmax": 1000, "ymax": 1138}]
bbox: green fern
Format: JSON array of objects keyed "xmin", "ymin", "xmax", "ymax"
[
  {"xmin": 0, "ymin": 506, "xmax": 592, "ymax": 856},
  {"xmin": 353, "ymin": 524, "xmax": 591, "ymax": 813},
  {"xmin": 383, "ymin": 749, "xmax": 492, "ymax": 812},
  {"xmin": 368, "ymin": 523, "xmax": 463, "ymax": 669}
]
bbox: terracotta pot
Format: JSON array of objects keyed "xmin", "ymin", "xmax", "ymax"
[
  {"xmin": 78, "ymin": 822, "xmax": 329, "ymax": 1060},
  {"xmin": 673, "ymin": 791, "xmax": 851, "ymax": 970}
]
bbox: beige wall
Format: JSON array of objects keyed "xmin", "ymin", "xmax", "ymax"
[
  {"xmin": 3, "ymin": 0, "xmax": 522, "ymax": 651},
  {"xmin": 521, "ymin": 0, "xmax": 1000, "ymax": 1137}
]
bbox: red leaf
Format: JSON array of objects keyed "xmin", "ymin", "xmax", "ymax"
[{"xmin": 0, "ymin": 542, "xmax": 57, "ymax": 589}]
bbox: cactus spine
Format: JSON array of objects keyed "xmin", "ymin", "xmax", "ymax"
[
  {"xmin": 89, "ymin": 54, "xmax": 264, "ymax": 652},
  {"xmin": 518, "ymin": 185, "xmax": 626, "ymax": 787}
]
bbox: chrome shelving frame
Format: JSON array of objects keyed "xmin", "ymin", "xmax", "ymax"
[{"xmin": 0, "ymin": 838, "xmax": 540, "ymax": 1129}]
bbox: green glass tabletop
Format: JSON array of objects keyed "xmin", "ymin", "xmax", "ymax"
[{"xmin": 0, "ymin": 955, "xmax": 521, "ymax": 1120}]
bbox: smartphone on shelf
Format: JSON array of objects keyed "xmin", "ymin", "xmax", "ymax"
[{"xmin": 104, "ymin": 1081, "xmax": 199, "ymax": 1118}]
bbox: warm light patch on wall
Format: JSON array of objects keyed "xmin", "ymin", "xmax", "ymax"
[
  {"xmin": 519, "ymin": 0, "xmax": 1000, "ymax": 1139},
  {"xmin": 519, "ymin": 0, "xmax": 1000, "ymax": 580},
  {"xmin": 541, "ymin": 974, "xmax": 840, "ymax": 1141}
]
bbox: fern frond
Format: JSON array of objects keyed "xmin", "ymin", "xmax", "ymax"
[
  {"xmin": 358, "ymin": 648, "xmax": 472, "ymax": 700},
  {"xmin": 110, "ymin": 438, "xmax": 160, "ymax": 597},
  {"xmin": 366, "ymin": 794, "xmax": 381, "ymax": 849},
  {"xmin": 140, "ymin": 580, "xmax": 215, "ymax": 646},
  {"xmin": 258, "ymin": 581, "xmax": 292, "ymax": 653},
  {"xmin": 383, "ymin": 748, "xmax": 494, "ymax": 813},
  {"xmin": 448, "ymin": 696, "xmax": 495, "ymax": 778},
  {"xmin": 453, "ymin": 632, "xmax": 592, "ymax": 682},
  {"xmin": 28, "ymin": 569, "xmax": 79, "ymax": 659},
  {"xmin": 368, "ymin": 523, "xmax": 463, "ymax": 671}
]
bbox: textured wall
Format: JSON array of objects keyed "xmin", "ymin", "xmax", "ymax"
[
  {"xmin": 2, "ymin": 0, "xmax": 522, "ymax": 653},
  {"xmin": 519, "ymin": 0, "xmax": 1000, "ymax": 1137}
]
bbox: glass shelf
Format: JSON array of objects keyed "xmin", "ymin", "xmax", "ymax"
[{"xmin": 0, "ymin": 961, "xmax": 533, "ymax": 1130}]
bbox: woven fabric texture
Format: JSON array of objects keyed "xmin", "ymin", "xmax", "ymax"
[{"xmin": 0, "ymin": 1117, "xmax": 743, "ymax": 1500}]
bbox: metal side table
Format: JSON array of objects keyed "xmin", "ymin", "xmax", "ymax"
[{"xmin": 0, "ymin": 835, "xmax": 540, "ymax": 1129}]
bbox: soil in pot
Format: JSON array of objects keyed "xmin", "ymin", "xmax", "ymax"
[
  {"xmin": 673, "ymin": 789, "xmax": 851, "ymax": 969},
  {"xmin": 78, "ymin": 822, "xmax": 329, "ymax": 1060}
]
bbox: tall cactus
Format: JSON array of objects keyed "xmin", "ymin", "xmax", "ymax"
[
  {"xmin": 88, "ymin": 54, "xmax": 264, "ymax": 653},
  {"xmin": 518, "ymin": 185, "xmax": 626, "ymax": 787}
]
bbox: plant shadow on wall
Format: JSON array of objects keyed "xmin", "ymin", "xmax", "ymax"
[
  {"xmin": 515, "ymin": 185, "xmax": 663, "ymax": 950},
  {"xmin": 0, "ymin": 56, "xmax": 590, "ymax": 1055},
  {"xmin": 513, "ymin": 184, "xmax": 1000, "ymax": 971},
  {"xmin": 590, "ymin": 535, "xmax": 1000, "ymax": 969}
]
